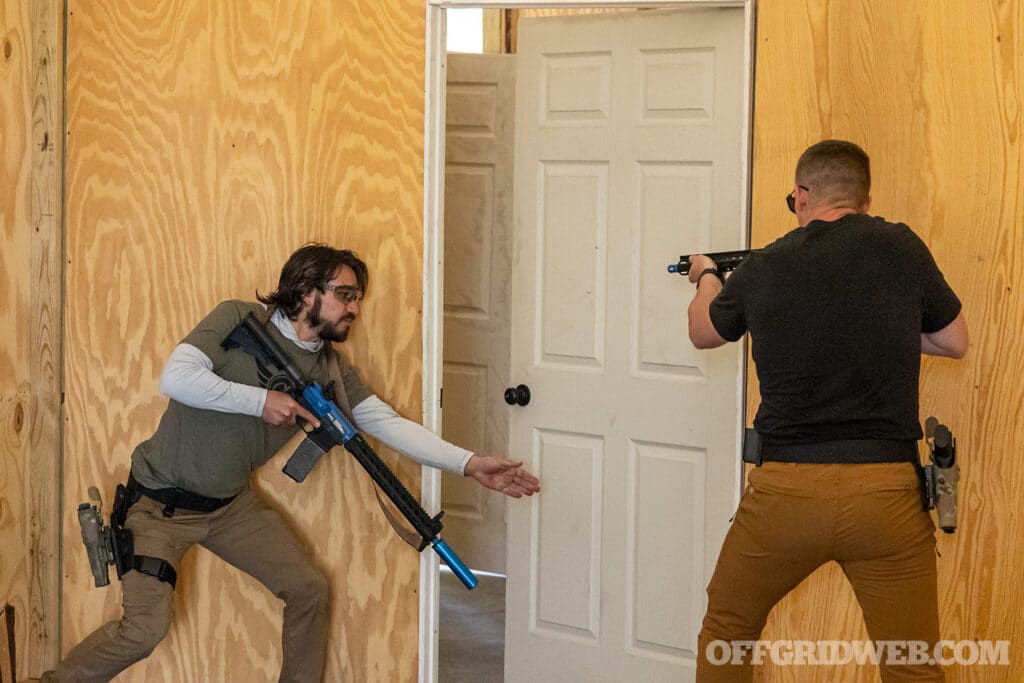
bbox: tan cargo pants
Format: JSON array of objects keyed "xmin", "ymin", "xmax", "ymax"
[
  {"xmin": 47, "ymin": 487, "xmax": 329, "ymax": 683},
  {"xmin": 697, "ymin": 461, "xmax": 943, "ymax": 682}
]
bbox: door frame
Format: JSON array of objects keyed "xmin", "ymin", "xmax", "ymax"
[{"xmin": 420, "ymin": 2, "xmax": 756, "ymax": 681}]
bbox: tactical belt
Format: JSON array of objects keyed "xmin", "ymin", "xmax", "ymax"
[
  {"xmin": 127, "ymin": 472, "xmax": 237, "ymax": 518},
  {"xmin": 759, "ymin": 439, "xmax": 918, "ymax": 465}
]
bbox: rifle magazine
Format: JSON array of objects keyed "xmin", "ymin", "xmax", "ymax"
[{"xmin": 283, "ymin": 437, "xmax": 328, "ymax": 483}]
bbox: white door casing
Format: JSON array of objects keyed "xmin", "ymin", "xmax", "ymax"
[
  {"xmin": 441, "ymin": 52, "xmax": 517, "ymax": 574},
  {"xmin": 504, "ymin": 8, "xmax": 749, "ymax": 681}
]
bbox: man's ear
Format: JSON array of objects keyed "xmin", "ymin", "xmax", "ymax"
[
  {"xmin": 796, "ymin": 188, "xmax": 810, "ymax": 214},
  {"xmin": 862, "ymin": 194, "xmax": 873, "ymax": 213}
]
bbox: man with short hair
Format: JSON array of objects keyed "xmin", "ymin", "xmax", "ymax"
[
  {"xmin": 43, "ymin": 243, "xmax": 540, "ymax": 682},
  {"xmin": 687, "ymin": 140, "xmax": 967, "ymax": 682}
]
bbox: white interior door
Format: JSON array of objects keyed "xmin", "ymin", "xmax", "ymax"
[
  {"xmin": 505, "ymin": 8, "xmax": 748, "ymax": 681},
  {"xmin": 441, "ymin": 52, "xmax": 517, "ymax": 574}
]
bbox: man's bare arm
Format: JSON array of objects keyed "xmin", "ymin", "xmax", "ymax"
[{"xmin": 922, "ymin": 312, "xmax": 968, "ymax": 358}]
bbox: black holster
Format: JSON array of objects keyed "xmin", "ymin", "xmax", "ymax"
[
  {"xmin": 109, "ymin": 484, "xmax": 136, "ymax": 579},
  {"xmin": 117, "ymin": 478, "xmax": 179, "ymax": 588}
]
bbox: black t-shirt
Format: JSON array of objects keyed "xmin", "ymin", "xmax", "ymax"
[{"xmin": 709, "ymin": 214, "xmax": 961, "ymax": 446}]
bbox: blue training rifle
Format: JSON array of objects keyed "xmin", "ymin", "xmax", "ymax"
[{"xmin": 223, "ymin": 313, "xmax": 478, "ymax": 589}]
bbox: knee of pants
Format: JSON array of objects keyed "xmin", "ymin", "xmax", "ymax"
[
  {"xmin": 117, "ymin": 569, "xmax": 174, "ymax": 658},
  {"xmin": 701, "ymin": 613, "xmax": 768, "ymax": 644},
  {"xmin": 119, "ymin": 609, "xmax": 172, "ymax": 658},
  {"xmin": 279, "ymin": 566, "xmax": 329, "ymax": 606},
  {"xmin": 701, "ymin": 586, "xmax": 772, "ymax": 642}
]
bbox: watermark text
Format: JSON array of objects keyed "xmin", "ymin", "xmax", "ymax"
[{"xmin": 705, "ymin": 640, "xmax": 1010, "ymax": 667}]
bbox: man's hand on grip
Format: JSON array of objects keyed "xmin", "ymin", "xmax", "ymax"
[{"xmin": 262, "ymin": 390, "xmax": 321, "ymax": 428}]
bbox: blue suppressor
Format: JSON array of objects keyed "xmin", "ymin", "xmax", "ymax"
[{"xmin": 432, "ymin": 539, "xmax": 479, "ymax": 589}]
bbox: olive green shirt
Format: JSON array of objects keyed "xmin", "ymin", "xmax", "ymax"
[{"xmin": 131, "ymin": 300, "xmax": 371, "ymax": 498}]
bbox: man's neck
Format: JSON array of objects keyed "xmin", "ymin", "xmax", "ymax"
[
  {"xmin": 271, "ymin": 308, "xmax": 323, "ymax": 350},
  {"xmin": 802, "ymin": 207, "xmax": 862, "ymax": 226},
  {"xmin": 292, "ymin": 318, "xmax": 319, "ymax": 343}
]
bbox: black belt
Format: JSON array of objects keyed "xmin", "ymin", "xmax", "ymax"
[
  {"xmin": 127, "ymin": 472, "xmax": 237, "ymax": 517},
  {"xmin": 759, "ymin": 439, "xmax": 918, "ymax": 465}
]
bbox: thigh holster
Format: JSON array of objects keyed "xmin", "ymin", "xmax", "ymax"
[{"xmin": 115, "ymin": 481, "xmax": 179, "ymax": 588}]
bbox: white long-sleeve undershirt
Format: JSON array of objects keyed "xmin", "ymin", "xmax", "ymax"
[
  {"xmin": 159, "ymin": 312, "xmax": 473, "ymax": 474},
  {"xmin": 351, "ymin": 395, "xmax": 473, "ymax": 474}
]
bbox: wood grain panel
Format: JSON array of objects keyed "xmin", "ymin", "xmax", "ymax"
[
  {"xmin": 1, "ymin": 0, "xmax": 63, "ymax": 679},
  {"xmin": 751, "ymin": 2, "xmax": 1023, "ymax": 681},
  {"xmin": 28, "ymin": 0, "xmax": 64, "ymax": 674},
  {"xmin": 0, "ymin": 9, "xmax": 33, "ymax": 682},
  {"xmin": 64, "ymin": 1, "xmax": 425, "ymax": 680}
]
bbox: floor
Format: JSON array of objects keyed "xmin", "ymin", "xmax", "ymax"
[{"xmin": 438, "ymin": 569, "xmax": 505, "ymax": 682}]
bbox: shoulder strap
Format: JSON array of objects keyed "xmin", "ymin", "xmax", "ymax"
[
  {"xmin": 324, "ymin": 349, "xmax": 355, "ymax": 424},
  {"xmin": 254, "ymin": 304, "xmax": 274, "ymax": 325}
]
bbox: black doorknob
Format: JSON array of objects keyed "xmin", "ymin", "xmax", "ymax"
[{"xmin": 504, "ymin": 384, "xmax": 531, "ymax": 407}]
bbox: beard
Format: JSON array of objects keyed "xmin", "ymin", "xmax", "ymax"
[
  {"xmin": 319, "ymin": 317, "xmax": 353, "ymax": 343},
  {"xmin": 304, "ymin": 297, "xmax": 354, "ymax": 343}
]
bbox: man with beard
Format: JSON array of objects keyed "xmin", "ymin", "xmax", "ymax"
[{"xmin": 44, "ymin": 244, "xmax": 540, "ymax": 682}]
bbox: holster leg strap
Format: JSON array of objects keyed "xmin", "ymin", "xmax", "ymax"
[{"xmin": 132, "ymin": 555, "xmax": 178, "ymax": 589}]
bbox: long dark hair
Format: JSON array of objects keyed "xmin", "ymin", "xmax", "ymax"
[{"xmin": 257, "ymin": 243, "xmax": 368, "ymax": 319}]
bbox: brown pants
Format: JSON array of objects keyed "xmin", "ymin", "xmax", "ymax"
[
  {"xmin": 49, "ymin": 488, "xmax": 329, "ymax": 683},
  {"xmin": 697, "ymin": 462, "xmax": 943, "ymax": 682}
]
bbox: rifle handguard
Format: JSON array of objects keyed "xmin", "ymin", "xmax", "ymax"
[{"xmin": 668, "ymin": 249, "xmax": 750, "ymax": 275}]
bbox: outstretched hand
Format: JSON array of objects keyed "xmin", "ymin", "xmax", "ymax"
[{"xmin": 464, "ymin": 455, "xmax": 541, "ymax": 498}]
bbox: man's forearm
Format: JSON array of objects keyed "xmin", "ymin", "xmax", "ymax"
[
  {"xmin": 688, "ymin": 278, "xmax": 727, "ymax": 349},
  {"xmin": 161, "ymin": 343, "xmax": 267, "ymax": 415},
  {"xmin": 352, "ymin": 396, "xmax": 473, "ymax": 474}
]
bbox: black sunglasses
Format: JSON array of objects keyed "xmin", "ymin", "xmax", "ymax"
[{"xmin": 786, "ymin": 185, "xmax": 810, "ymax": 214}]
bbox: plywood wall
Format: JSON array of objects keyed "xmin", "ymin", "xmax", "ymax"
[
  {"xmin": 751, "ymin": 1, "xmax": 1023, "ymax": 681},
  {"xmin": 8, "ymin": 2, "xmax": 1023, "ymax": 682},
  {"xmin": 63, "ymin": 1, "xmax": 425, "ymax": 681},
  {"xmin": 0, "ymin": 2, "xmax": 34, "ymax": 677},
  {"xmin": 0, "ymin": 1, "xmax": 63, "ymax": 679}
]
